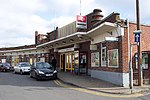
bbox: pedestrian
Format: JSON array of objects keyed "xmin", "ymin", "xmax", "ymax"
[{"xmin": 51, "ymin": 56, "xmax": 57, "ymax": 70}]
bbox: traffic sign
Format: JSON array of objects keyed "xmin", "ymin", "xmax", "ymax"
[{"xmin": 134, "ymin": 33, "xmax": 140, "ymax": 42}]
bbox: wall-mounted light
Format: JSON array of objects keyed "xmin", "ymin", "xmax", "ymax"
[
  {"xmin": 70, "ymin": 39, "xmax": 74, "ymax": 42},
  {"xmin": 56, "ymin": 43, "xmax": 59, "ymax": 46},
  {"xmin": 50, "ymin": 45, "xmax": 53, "ymax": 48},
  {"xmin": 62, "ymin": 41, "xmax": 66, "ymax": 44},
  {"xmin": 46, "ymin": 46, "xmax": 49, "ymax": 48},
  {"xmin": 77, "ymin": 34, "xmax": 83, "ymax": 40},
  {"xmin": 79, "ymin": 37, "xmax": 83, "ymax": 40},
  {"xmin": 107, "ymin": 31, "xmax": 112, "ymax": 35}
]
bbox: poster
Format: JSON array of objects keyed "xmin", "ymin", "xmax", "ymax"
[
  {"xmin": 91, "ymin": 52, "xmax": 99, "ymax": 67},
  {"xmin": 108, "ymin": 49, "xmax": 118, "ymax": 67}
]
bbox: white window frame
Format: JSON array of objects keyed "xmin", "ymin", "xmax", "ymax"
[
  {"xmin": 108, "ymin": 49, "xmax": 119, "ymax": 68},
  {"xmin": 101, "ymin": 47, "xmax": 106, "ymax": 66},
  {"xmin": 141, "ymin": 53, "xmax": 148, "ymax": 69}
]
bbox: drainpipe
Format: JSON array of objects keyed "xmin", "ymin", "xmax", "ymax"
[{"xmin": 127, "ymin": 19, "xmax": 134, "ymax": 89}]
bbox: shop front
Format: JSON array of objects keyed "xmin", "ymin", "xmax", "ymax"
[
  {"xmin": 60, "ymin": 52, "xmax": 74, "ymax": 72},
  {"xmin": 58, "ymin": 47, "xmax": 88, "ymax": 74},
  {"xmin": 59, "ymin": 47, "xmax": 75, "ymax": 73}
]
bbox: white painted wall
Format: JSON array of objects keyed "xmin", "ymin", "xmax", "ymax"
[
  {"xmin": 91, "ymin": 70, "xmax": 129, "ymax": 87},
  {"xmin": 91, "ymin": 27, "xmax": 124, "ymax": 44}
]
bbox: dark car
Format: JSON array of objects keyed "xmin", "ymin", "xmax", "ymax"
[
  {"xmin": 0, "ymin": 63, "xmax": 11, "ymax": 72},
  {"xmin": 30, "ymin": 62, "xmax": 57, "ymax": 80}
]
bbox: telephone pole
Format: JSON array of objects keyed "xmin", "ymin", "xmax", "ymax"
[{"xmin": 136, "ymin": 0, "xmax": 143, "ymax": 86}]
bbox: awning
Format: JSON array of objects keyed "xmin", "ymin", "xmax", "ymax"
[
  {"xmin": 86, "ymin": 22, "xmax": 116, "ymax": 37},
  {"xmin": 36, "ymin": 32, "xmax": 91, "ymax": 49},
  {"xmin": 36, "ymin": 22, "xmax": 117, "ymax": 49}
]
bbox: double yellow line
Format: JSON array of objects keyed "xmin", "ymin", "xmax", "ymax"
[
  {"xmin": 54, "ymin": 80, "xmax": 70, "ymax": 88},
  {"xmin": 54, "ymin": 80, "xmax": 61, "ymax": 86},
  {"xmin": 54, "ymin": 80, "xmax": 145, "ymax": 98}
]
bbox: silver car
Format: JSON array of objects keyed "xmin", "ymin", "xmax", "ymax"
[{"xmin": 14, "ymin": 62, "xmax": 31, "ymax": 74}]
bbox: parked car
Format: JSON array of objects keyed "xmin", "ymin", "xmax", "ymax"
[
  {"xmin": 0, "ymin": 63, "xmax": 11, "ymax": 72},
  {"xmin": 14, "ymin": 62, "xmax": 31, "ymax": 74},
  {"xmin": 30, "ymin": 62, "xmax": 57, "ymax": 80}
]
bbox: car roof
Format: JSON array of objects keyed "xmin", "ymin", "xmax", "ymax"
[{"xmin": 19, "ymin": 62, "xmax": 30, "ymax": 64}]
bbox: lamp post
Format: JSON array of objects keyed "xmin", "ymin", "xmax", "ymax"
[{"xmin": 136, "ymin": 0, "xmax": 143, "ymax": 86}]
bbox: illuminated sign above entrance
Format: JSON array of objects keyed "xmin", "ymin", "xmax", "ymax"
[{"xmin": 58, "ymin": 47, "xmax": 74, "ymax": 53}]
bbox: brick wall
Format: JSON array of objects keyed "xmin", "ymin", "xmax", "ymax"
[
  {"xmin": 129, "ymin": 22, "xmax": 150, "ymax": 83},
  {"xmin": 90, "ymin": 41, "xmax": 125, "ymax": 73},
  {"xmin": 79, "ymin": 41, "xmax": 91, "ymax": 70}
]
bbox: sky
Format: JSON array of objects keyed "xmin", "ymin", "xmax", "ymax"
[{"xmin": 0, "ymin": 0, "xmax": 149, "ymax": 47}]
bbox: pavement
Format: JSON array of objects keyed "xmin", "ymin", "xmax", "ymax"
[{"xmin": 58, "ymin": 71, "xmax": 150, "ymax": 95}]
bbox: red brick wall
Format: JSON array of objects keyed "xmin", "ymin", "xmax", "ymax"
[
  {"xmin": 129, "ymin": 23, "xmax": 150, "ymax": 56},
  {"xmin": 129, "ymin": 22, "xmax": 150, "ymax": 82},
  {"xmin": 79, "ymin": 41, "xmax": 91, "ymax": 70},
  {"xmin": 119, "ymin": 27, "xmax": 129, "ymax": 73},
  {"xmin": 91, "ymin": 41, "xmax": 124, "ymax": 73}
]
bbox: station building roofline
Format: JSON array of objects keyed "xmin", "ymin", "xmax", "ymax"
[{"xmin": 0, "ymin": 44, "xmax": 36, "ymax": 51}]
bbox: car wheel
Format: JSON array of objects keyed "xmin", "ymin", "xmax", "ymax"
[
  {"xmin": 54, "ymin": 74, "xmax": 57, "ymax": 80},
  {"xmin": 35, "ymin": 74, "xmax": 39, "ymax": 81},
  {"xmin": 13, "ymin": 70, "xmax": 16, "ymax": 74},
  {"xmin": 30, "ymin": 73, "xmax": 33, "ymax": 78},
  {"xmin": 3, "ymin": 69, "xmax": 6, "ymax": 72},
  {"xmin": 20, "ymin": 70, "xmax": 23, "ymax": 75}
]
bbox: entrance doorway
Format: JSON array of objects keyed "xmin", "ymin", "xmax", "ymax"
[
  {"xmin": 79, "ymin": 52, "xmax": 87, "ymax": 74},
  {"xmin": 60, "ymin": 52, "xmax": 74, "ymax": 72},
  {"xmin": 60, "ymin": 54, "xmax": 65, "ymax": 71}
]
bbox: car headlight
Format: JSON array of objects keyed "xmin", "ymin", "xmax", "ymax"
[
  {"xmin": 53, "ymin": 70, "xmax": 57, "ymax": 73},
  {"xmin": 38, "ymin": 70, "xmax": 44, "ymax": 74}
]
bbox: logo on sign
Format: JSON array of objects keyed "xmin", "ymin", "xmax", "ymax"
[
  {"xmin": 77, "ymin": 15, "xmax": 86, "ymax": 22},
  {"xmin": 134, "ymin": 33, "xmax": 140, "ymax": 42},
  {"xmin": 76, "ymin": 15, "xmax": 87, "ymax": 29}
]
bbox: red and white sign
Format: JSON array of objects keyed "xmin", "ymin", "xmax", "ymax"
[
  {"xmin": 77, "ymin": 15, "xmax": 86, "ymax": 22},
  {"xmin": 76, "ymin": 15, "xmax": 87, "ymax": 29}
]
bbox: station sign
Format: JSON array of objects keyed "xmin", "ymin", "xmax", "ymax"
[{"xmin": 76, "ymin": 15, "xmax": 87, "ymax": 29}]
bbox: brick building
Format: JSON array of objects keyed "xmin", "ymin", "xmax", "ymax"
[
  {"xmin": 0, "ymin": 9, "xmax": 150, "ymax": 87},
  {"xmin": 0, "ymin": 45, "xmax": 49, "ymax": 66}
]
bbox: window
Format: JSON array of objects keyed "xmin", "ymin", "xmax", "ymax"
[
  {"xmin": 101, "ymin": 47, "xmax": 106, "ymax": 66},
  {"xmin": 108, "ymin": 49, "xmax": 118, "ymax": 68},
  {"xmin": 141, "ymin": 53, "xmax": 148, "ymax": 69},
  {"xmin": 91, "ymin": 52, "xmax": 99, "ymax": 67}
]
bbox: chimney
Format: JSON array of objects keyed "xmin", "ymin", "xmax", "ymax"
[
  {"xmin": 35, "ymin": 31, "xmax": 38, "ymax": 44},
  {"xmin": 91, "ymin": 9, "xmax": 103, "ymax": 27}
]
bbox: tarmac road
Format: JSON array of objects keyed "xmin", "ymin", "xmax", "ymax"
[{"xmin": 0, "ymin": 72, "xmax": 150, "ymax": 100}]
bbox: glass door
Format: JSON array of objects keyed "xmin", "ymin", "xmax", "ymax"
[
  {"xmin": 66, "ymin": 52, "xmax": 74, "ymax": 72},
  {"xmin": 60, "ymin": 54, "xmax": 65, "ymax": 71}
]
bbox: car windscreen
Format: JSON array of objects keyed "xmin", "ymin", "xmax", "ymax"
[
  {"xmin": 20, "ymin": 63, "xmax": 31, "ymax": 67},
  {"xmin": 36, "ymin": 62, "xmax": 53, "ymax": 69},
  {"xmin": 3, "ymin": 63, "xmax": 10, "ymax": 67}
]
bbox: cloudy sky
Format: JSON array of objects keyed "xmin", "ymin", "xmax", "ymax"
[{"xmin": 0, "ymin": 0, "xmax": 149, "ymax": 47}]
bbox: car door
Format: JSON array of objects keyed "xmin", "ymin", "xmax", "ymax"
[
  {"xmin": 15, "ymin": 64, "xmax": 20, "ymax": 72},
  {"xmin": 0, "ymin": 64, "xmax": 2, "ymax": 71}
]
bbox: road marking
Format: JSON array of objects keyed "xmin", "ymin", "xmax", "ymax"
[
  {"xmin": 54, "ymin": 80, "xmax": 144, "ymax": 98},
  {"xmin": 54, "ymin": 80, "xmax": 60, "ymax": 86}
]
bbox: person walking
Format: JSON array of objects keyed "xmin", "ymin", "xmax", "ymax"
[{"xmin": 51, "ymin": 56, "xmax": 57, "ymax": 70}]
